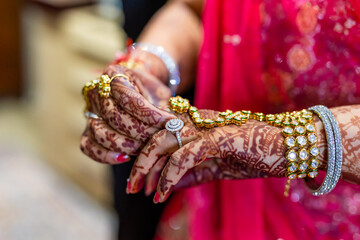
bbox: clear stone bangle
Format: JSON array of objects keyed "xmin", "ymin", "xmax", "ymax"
[
  {"xmin": 306, "ymin": 105, "xmax": 337, "ymax": 196},
  {"xmin": 132, "ymin": 43, "xmax": 180, "ymax": 96},
  {"xmin": 319, "ymin": 105, "xmax": 343, "ymax": 193}
]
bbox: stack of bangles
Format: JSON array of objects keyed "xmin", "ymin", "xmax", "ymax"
[{"xmin": 168, "ymin": 96, "xmax": 343, "ymax": 197}]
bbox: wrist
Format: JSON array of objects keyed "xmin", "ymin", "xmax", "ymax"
[{"xmin": 263, "ymin": 123, "xmax": 288, "ymax": 178}]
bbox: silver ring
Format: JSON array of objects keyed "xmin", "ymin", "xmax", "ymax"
[
  {"xmin": 165, "ymin": 118, "xmax": 184, "ymax": 148},
  {"xmin": 85, "ymin": 111, "xmax": 102, "ymax": 120}
]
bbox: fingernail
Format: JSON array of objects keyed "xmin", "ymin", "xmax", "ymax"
[
  {"xmin": 117, "ymin": 154, "xmax": 129, "ymax": 162},
  {"xmin": 153, "ymin": 192, "xmax": 160, "ymax": 204},
  {"xmin": 133, "ymin": 177, "xmax": 145, "ymax": 193},
  {"xmin": 126, "ymin": 178, "xmax": 131, "ymax": 194}
]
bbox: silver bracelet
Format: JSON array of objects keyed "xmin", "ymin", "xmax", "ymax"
[
  {"xmin": 320, "ymin": 105, "xmax": 343, "ymax": 192},
  {"xmin": 306, "ymin": 105, "xmax": 337, "ymax": 196},
  {"xmin": 132, "ymin": 43, "xmax": 180, "ymax": 96}
]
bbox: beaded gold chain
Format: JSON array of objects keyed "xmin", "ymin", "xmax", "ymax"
[{"xmin": 169, "ymin": 96, "xmax": 320, "ymax": 194}]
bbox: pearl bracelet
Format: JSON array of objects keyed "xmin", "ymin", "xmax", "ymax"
[
  {"xmin": 132, "ymin": 43, "xmax": 180, "ymax": 96},
  {"xmin": 306, "ymin": 105, "xmax": 343, "ymax": 196}
]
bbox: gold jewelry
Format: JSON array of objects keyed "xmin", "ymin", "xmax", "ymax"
[
  {"xmin": 169, "ymin": 96, "xmax": 251, "ymax": 128},
  {"xmin": 169, "ymin": 96, "xmax": 320, "ymax": 196},
  {"xmin": 82, "ymin": 73, "xmax": 130, "ymax": 111},
  {"xmin": 98, "ymin": 75, "xmax": 111, "ymax": 98},
  {"xmin": 110, "ymin": 73, "xmax": 130, "ymax": 81},
  {"xmin": 82, "ymin": 79, "xmax": 99, "ymax": 112}
]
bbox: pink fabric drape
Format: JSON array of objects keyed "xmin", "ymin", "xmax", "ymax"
[
  {"xmin": 191, "ymin": 0, "xmax": 267, "ymax": 239},
  {"xmin": 182, "ymin": 0, "xmax": 360, "ymax": 239}
]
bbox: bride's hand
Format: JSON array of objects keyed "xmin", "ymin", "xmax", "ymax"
[{"xmin": 128, "ymin": 115, "xmax": 296, "ymax": 202}]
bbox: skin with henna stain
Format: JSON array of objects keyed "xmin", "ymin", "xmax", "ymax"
[{"xmin": 129, "ymin": 105, "xmax": 360, "ymax": 203}]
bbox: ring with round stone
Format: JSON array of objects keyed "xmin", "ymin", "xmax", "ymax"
[{"xmin": 165, "ymin": 118, "xmax": 184, "ymax": 148}]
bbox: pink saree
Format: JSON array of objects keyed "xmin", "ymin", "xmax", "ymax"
[{"xmin": 156, "ymin": 0, "xmax": 360, "ymax": 239}]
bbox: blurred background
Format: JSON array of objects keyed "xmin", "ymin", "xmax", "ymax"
[{"xmin": 0, "ymin": 0, "xmax": 127, "ymax": 238}]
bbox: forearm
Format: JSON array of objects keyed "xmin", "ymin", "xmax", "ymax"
[
  {"xmin": 325, "ymin": 105, "xmax": 360, "ymax": 184},
  {"xmin": 128, "ymin": 0, "xmax": 203, "ymax": 93}
]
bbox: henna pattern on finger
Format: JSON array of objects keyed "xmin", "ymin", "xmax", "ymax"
[
  {"xmin": 89, "ymin": 120, "xmax": 143, "ymax": 155},
  {"xmin": 108, "ymin": 66, "xmax": 174, "ymax": 127},
  {"xmin": 113, "ymin": 87, "xmax": 168, "ymax": 126},
  {"xmin": 99, "ymin": 97, "xmax": 157, "ymax": 142},
  {"xmin": 80, "ymin": 128, "xmax": 119, "ymax": 164}
]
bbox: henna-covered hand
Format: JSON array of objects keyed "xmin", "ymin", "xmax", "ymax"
[
  {"xmin": 129, "ymin": 105, "xmax": 360, "ymax": 203},
  {"xmin": 127, "ymin": 109, "xmax": 289, "ymax": 201},
  {"xmin": 80, "ymin": 63, "xmax": 176, "ymax": 164}
]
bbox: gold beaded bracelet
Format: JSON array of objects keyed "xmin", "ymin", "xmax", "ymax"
[{"xmin": 169, "ymin": 96, "xmax": 320, "ymax": 195}]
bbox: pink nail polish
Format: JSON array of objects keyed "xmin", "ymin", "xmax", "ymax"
[
  {"xmin": 117, "ymin": 155, "xmax": 129, "ymax": 162},
  {"xmin": 153, "ymin": 192, "xmax": 160, "ymax": 204},
  {"xmin": 126, "ymin": 179, "xmax": 131, "ymax": 194}
]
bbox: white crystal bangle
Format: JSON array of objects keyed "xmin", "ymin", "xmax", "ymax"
[
  {"xmin": 319, "ymin": 105, "xmax": 343, "ymax": 192},
  {"xmin": 132, "ymin": 43, "xmax": 180, "ymax": 96},
  {"xmin": 306, "ymin": 105, "xmax": 337, "ymax": 196}
]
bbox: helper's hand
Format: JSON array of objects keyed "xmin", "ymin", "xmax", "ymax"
[{"xmin": 80, "ymin": 63, "xmax": 175, "ymax": 164}]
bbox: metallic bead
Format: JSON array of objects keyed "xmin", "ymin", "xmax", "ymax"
[
  {"xmin": 204, "ymin": 119, "xmax": 215, "ymax": 128},
  {"xmin": 232, "ymin": 116, "xmax": 242, "ymax": 126},
  {"xmin": 194, "ymin": 118, "xmax": 204, "ymax": 127},
  {"xmin": 295, "ymin": 135, "xmax": 308, "ymax": 147},
  {"xmin": 298, "ymin": 148, "xmax": 309, "ymax": 161},
  {"xmin": 274, "ymin": 119, "xmax": 283, "ymax": 127},
  {"xmin": 215, "ymin": 118, "xmax": 225, "ymax": 127},
  {"xmin": 282, "ymin": 127, "xmax": 294, "ymax": 137},
  {"xmin": 287, "ymin": 162, "xmax": 298, "ymax": 172},
  {"xmin": 291, "ymin": 120, "xmax": 299, "ymax": 127},
  {"xmin": 298, "ymin": 161, "xmax": 309, "ymax": 172},
  {"xmin": 309, "ymin": 145, "xmax": 320, "ymax": 157},
  {"xmin": 192, "ymin": 112, "xmax": 201, "ymax": 119},
  {"xmin": 219, "ymin": 112, "xmax": 227, "ymax": 118},
  {"xmin": 224, "ymin": 115, "xmax": 233, "ymax": 124},
  {"xmin": 298, "ymin": 118, "xmax": 307, "ymax": 125},
  {"xmin": 284, "ymin": 137, "xmax": 296, "ymax": 148},
  {"xmin": 297, "ymin": 172, "xmax": 307, "ymax": 179},
  {"xmin": 282, "ymin": 120, "xmax": 291, "ymax": 127},
  {"xmin": 308, "ymin": 170, "xmax": 319, "ymax": 178},
  {"xmin": 189, "ymin": 106, "xmax": 198, "ymax": 114},
  {"xmin": 287, "ymin": 172, "xmax": 297, "ymax": 180},
  {"xmin": 305, "ymin": 123, "xmax": 316, "ymax": 133},
  {"xmin": 310, "ymin": 158, "xmax": 320, "ymax": 169},
  {"xmin": 308, "ymin": 133, "xmax": 317, "ymax": 145},
  {"xmin": 286, "ymin": 149, "xmax": 298, "ymax": 162}
]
